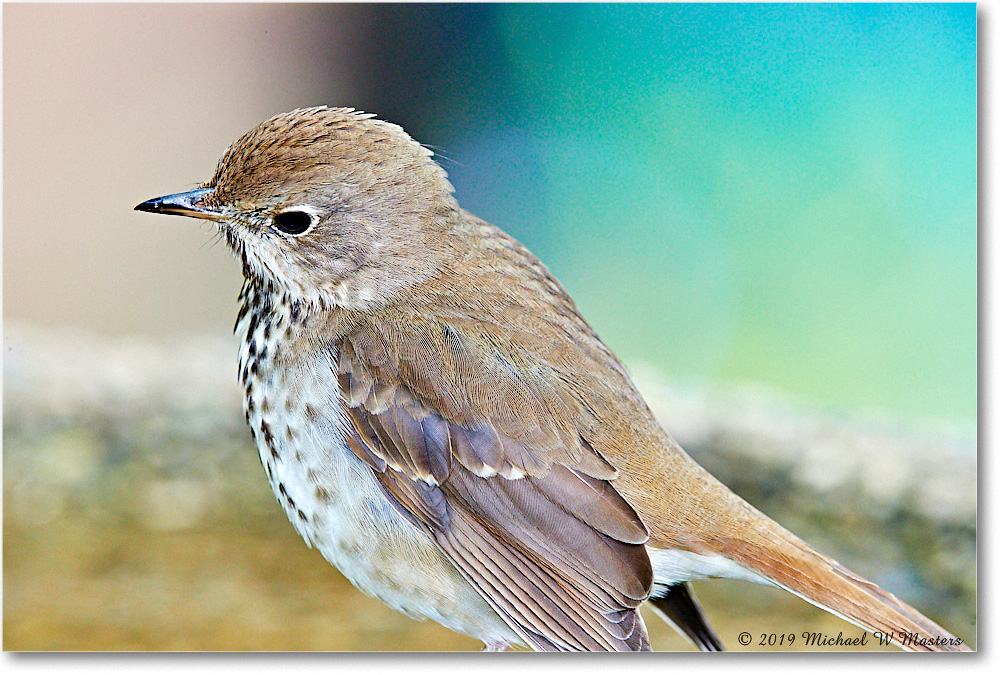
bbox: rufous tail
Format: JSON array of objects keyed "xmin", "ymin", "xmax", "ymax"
[{"xmin": 717, "ymin": 522, "xmax": 971, "ymax": 652}]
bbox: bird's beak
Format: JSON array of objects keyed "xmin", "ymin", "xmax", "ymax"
[{"xmin": 134, "ymin": 187, "xmax": 222, "ymax": 220}]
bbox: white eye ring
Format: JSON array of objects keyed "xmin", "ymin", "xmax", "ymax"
[{"xmin": 272, "ymin": 207, "xmax": 319, "ymax": 236}]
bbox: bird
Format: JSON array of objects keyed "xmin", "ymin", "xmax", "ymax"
[{"xmin": 135, "ymin": 106, "xmax": 969, "ymax": 652}]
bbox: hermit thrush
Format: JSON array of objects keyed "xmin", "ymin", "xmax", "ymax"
[{"xmin": 136, "ymin": 107, "xmax": 968, "ymax": 651}]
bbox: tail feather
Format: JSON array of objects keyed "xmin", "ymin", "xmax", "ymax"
[{"xmin": 719, "ymin": 528, "xmax": 971, "ymax": 652}]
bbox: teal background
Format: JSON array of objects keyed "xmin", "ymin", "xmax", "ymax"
[{"xmin": 377, "ymin": 3, "xmax": 977, "ymax": 431}]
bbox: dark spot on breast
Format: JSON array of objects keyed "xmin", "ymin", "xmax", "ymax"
[
  {"xmin": 235, "ymin": 300, "xmax": 249, "ymax": 328},
  {"xmin": 304, "ymin": 403, "xmax": 318, "ymax": 421},
  {"xmin": 315, "ymin": 486, "xmax": 332, "ymax": 504},
  {"xmin": 339, "ymin": 539, "xmax": 362, "ymax": 557},
  {"xmin": 297, "ymin": 509, "xmax": 307, "ymax": 522},
  {"xmin": 260, "ymin": 398, "xmax": 270, "ymax": 414},
  {"xmin": 260, "ymin": 420, "xmax": 277, "ymax": 456},
  {"xmin": 276, "ymin": 484, "xmax": 296, "ymax": 512}
]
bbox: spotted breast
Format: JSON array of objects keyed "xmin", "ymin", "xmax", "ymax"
[{"xmin": 235, "ymin": 279, "xmax": 519, "ymax": 647}]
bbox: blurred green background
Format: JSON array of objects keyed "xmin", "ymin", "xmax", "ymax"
[
  {"xmin": 370, "ymin": 3, "xmax": 978, "ymax": 431},
  {"xmin": 4, "ymin": 2, "xmax": 976, "ymax": 652}
]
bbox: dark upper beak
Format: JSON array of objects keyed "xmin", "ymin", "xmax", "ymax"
[{"xmin": 134, "ymin": 187, "xmax": 221, "ymax": 220}]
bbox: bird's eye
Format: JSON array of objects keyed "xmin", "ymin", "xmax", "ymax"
[{"xmin": 272, "ymin": 210, "xmax": 315, "ymax": 235}]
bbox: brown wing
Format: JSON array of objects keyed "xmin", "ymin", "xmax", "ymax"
[{"xmin": 336, "ymin": 315, "xmax": 654, "ymax": 651}]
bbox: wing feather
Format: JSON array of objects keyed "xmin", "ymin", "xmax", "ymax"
[{"xmin": 336, "ymin": 314, "xmax": 654, "ymax": 651}]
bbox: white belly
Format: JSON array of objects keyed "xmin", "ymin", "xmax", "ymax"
[{"xmin": 648, "ymin": 548, "xmax": 769, "ymax": 593}]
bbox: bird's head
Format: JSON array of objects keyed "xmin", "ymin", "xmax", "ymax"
[{"xmin": 136, "ymin": 106, "xmax": 459, "ymax": 309}]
